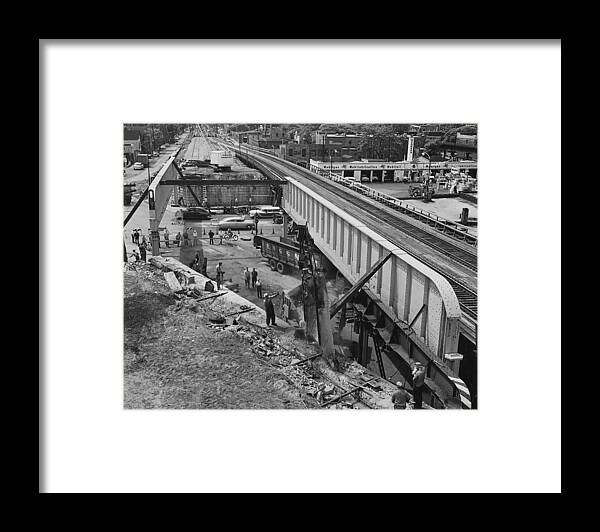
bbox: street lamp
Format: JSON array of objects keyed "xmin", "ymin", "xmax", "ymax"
[
  {"xmin": 420, "ymin": 149, "xmax": 433, "ymax": 202},
  {"xmin": 421, "ymin": 148, "xmax": 432, "ymax": 186},
  {"xmin": 329, "ymin": 148, "xmax": 339, "ymax": 177}
]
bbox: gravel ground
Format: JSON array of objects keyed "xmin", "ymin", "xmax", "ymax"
[{"xmin": 123, "ymin": 263, "xmax": 316, "ymax": 409}]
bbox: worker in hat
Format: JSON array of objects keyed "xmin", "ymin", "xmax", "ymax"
[
  {"xmin": 264, "ymin": 294, "xmax": 276, "ymax": 327},
  {"xmin": 411, "ymin": 362, "xmax": 426, "ymax": 409},
  {"xmin": 391, "ymin": 381, "xmax": 410, "ymax": 410}
]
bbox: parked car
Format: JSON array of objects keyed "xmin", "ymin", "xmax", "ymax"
[
  {"xmin": 248, "ymin": 209, "xmax": 266, "ymax": 218},
  {"xmin": 217, "ymin": 216, "xmax": 254, "ymax": 231},
  {"xmin": 133, "ymin": 162, "xmax": 144, "ymax": 170},
  {"xmin": 249, "ymin": 206, "xmax": 283, "ymax": 219},
  {"xmin": 180, "ymin": 207, "xmax": 212, "ymax": 220},
  {"xmin": 181, "ymin": 159, "xmax": 201, "ymax": 168}
]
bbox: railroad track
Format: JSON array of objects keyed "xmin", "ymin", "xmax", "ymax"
[{"xmin": 227, "ymin": 143, "xmax": 478, "ymax": 321}]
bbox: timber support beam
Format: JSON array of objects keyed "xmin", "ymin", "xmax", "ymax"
[{"xmin": 329, "ymin": 252, "xmax": 393, "ymax": 319}]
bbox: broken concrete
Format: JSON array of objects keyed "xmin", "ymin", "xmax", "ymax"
[
  {"xmin": 128, "ymin": 258, "xmax": 416, "ymax": 409},
  {"xmin": 150, "ymin": 255, "xmax": 273, "ymax": 329}
]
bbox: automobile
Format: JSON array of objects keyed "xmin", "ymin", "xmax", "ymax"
[
  {"xmin": 181, "ymin": 159, "xmax": 202, "ymax": 168},
  {"xmin": 248, "ymin": 208, "xmax": 266, "ymax": 218},
  {"xmin": 217, "ymin": 216, "xmax": 254, "ymax": 231},
  {"xmin": 249, "ymin": 206, "xmax": 283, "ymax": 219},
  {"xmin": 152, "ymin": 151, "xmax": 159, "ymax": 157},
  {"xmin": 133, "ymin": 162, "xmax": 144, "ymax": 170},
  {"xmin": 180, "ymin": 207, "xmax": 212, "ymax": 220},
  {"xmin": 258, "ymin": 206, "xmax": 283, "ymax": 217}
]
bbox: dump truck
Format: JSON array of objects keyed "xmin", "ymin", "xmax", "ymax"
[{"xmin": 135, "ymin": 153, "xmax": 149, "ymax": 168}]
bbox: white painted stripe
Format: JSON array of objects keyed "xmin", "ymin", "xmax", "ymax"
[{"xmin": 455, "ymin": 384, "xmax": 470, "ymax": 395}]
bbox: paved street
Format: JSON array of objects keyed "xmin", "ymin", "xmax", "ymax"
[{"xmin": 123, "ymin": 140, "xmax": 183, "ymax": 187}]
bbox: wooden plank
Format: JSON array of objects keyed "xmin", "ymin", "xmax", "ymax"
[
  {"xmin": 329, "ymin": 252, "xmax": 393, "ymax": 318},
  {"xmin": 196, "ymin": 291, "xmax": 227, "ymax": 302},
  {"xmin": 289, "ymin": 353, "xmax": 323, "ymax": 366},
  {"xmin": 320, "ymin": 378, "xmax": 378, "ymax": 408}
]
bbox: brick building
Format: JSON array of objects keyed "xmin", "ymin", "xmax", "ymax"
[{"xmin": 123, "ymin": 129, "xmax": 142, "ymax": 164}]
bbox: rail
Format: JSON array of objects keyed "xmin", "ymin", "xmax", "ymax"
[
  {"xmin": 315, "ymin": 169, "xmax": 477, "ymax": 245},
  {"xmin": 239, "ymin": 144, "xmax": 477, "ymax": 246},
  {"xmin": 234, "ymin": 146, "xmax": 477, "ymax": 272},
  {"xmin": 228, "ymin": 143, "xmax": 477, "ymax": 320}
]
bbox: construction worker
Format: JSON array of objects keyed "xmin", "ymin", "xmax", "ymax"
[
  {"xmin": 164, "ymin": 228, "xmax": 170, "ymax": 248},
  {"xmin": 138, "ymin": 241, "xmax": 147, "ymax": 263},
  {"xmin": 391, "ymin": 382, "xmax": 410, "ymax": 410},
  {"xmin": 264, "ymin": 295, "xmax": 276, "ymax": 327},
  {"xmin": 412, "ymin": 362, "xmax": 426, "ymax": 409},
  {"xmin": 256, "ymin": 278, "xmax": 262, "ymax": 298},
  {"xmin": 251, "ymin": 268, "xmax": 258, "ymax": 288},
  {"xmin": 216, "ymin": 262, "xmax": 224, "ymax": 290},
  {"xmin": 129, "ymin": 249, "xmax": 140, "ymax": 262},
  {"xmin": 175, "ymin": 232, "xmax": 181, "ymax": 247},
  {"xmin": 208, "ymin": 230, "xmax": 215, "ymax": 245},
  {"xmin": 183, "ymin": 228, "xmax": 189, "ymax": 246},
  {"xmin": 191, "ymin": 252, "xmax": 201, "ymax": 271},
  {"xmin": 244, "ymin": 267, "xmax": 251, "ymax": 288},
  {"xmin": 192, "ymin": 228, "xmax": 198, "ymax": 246}
]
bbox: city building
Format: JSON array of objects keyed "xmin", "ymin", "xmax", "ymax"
[
  {"xmin": 278, "ymin": 142, "xmax": 327, "ymax": 167},
  {"xmin": 123, "ymin": 129, "xmax": 142, "ymax": 164},
  {"xmin": 309, "ymin": 156, "xmax": 477, "ymax": 182},
  {"xmin": 241, "ymin": 124, "xmax": 287, "ymax": 148}
]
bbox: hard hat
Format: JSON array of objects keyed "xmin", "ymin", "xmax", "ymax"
[{"xmin": 396, "ymin": 381, "xmax": 403, "ymax": 388}]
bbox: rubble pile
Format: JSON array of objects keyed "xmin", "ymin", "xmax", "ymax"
[
  {"xmin": 206, "ymin": 321, "xmax": 324, "ymax": 404},
  {"xmin": 204, "ymin": 319, "xmax": 388, "ymax": 409},
  {"xmin": 125, "ymin": 258, "xmax": 398, "ymax": 409}
]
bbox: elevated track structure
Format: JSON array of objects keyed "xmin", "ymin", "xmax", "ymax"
[{"xmin": 226, "ymin": 141, "xmax": 477, "ymax": 408}]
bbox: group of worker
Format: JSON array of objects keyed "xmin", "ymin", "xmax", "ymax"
[
  {"xmin": 131, "ymin": 225, "xmax": 240, "ymax": 251},
  {"xmin": 243, "ymin": 267, "xmax": 262, "ymax": 295},
  {"xmin": 182, "ymin": 227, "xmax": 199, "ymax": 247},
  {"xmin": 214, "ymin": 263, "xmax": 274, "ymax": 326},
  {"xmin": 391, "ymin": 362, "xmax": 426, "ymax": 410},
  {"xmin": 129, "ymin": 229, "xmax": 148, "ymax": 263},
  {"xmin": 208, "ymin": 229, "xmax": 233, "ymax": 245}
]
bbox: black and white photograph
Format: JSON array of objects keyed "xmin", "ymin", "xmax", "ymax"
[
  {"xmin": 41, "ymin": 39, "xmax": 561, "ymax": 493},
  {"xmin": 123, "ymin": 123, "xmax": 478, "ymax": 410}
]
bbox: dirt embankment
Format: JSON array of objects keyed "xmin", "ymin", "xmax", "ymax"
[{"xmin": 124, "ymin": 263, "xmax": 319, "ymax": 408}]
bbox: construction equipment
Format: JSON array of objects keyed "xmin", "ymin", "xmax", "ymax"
[{"xmin": 408, "ymin": 182, "xmax": 435, "ymax": 202}]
